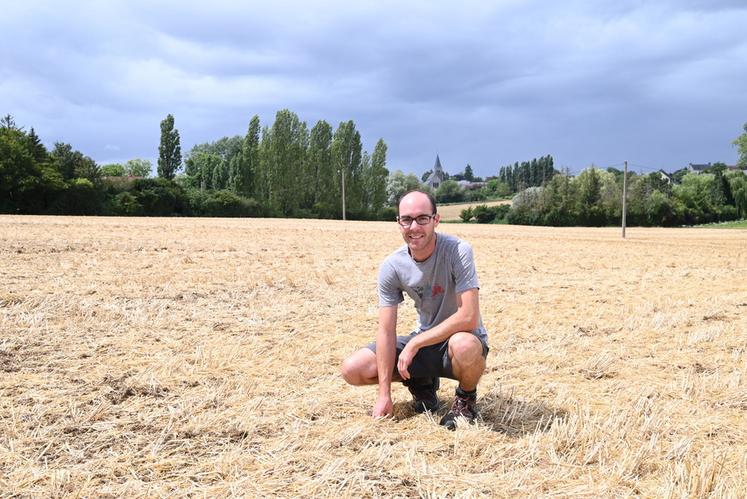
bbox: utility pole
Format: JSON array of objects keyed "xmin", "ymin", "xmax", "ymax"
[
  {"xmin": 622, "ymin": 160, "xmax": 628, "ymax": 238},
  {"xmin": 340, "ymin": 168, "xmax": 346, "ymax": 221}
]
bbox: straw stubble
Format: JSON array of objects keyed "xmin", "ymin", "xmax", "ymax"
[{"xmin": 0, "ymin": 216, "xmax": 745, "ymax": 496}]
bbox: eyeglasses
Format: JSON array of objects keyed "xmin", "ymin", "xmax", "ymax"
[{"xmin": 397, "ymin": 214, "xmax": 436, "ymax": 227}]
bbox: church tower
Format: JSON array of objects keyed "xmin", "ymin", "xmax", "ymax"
[{"xmin": 425, "ymin": 155, "xmax": 445, "ymax": 190}]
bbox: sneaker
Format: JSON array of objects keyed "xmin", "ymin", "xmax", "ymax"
[
  {"xmin": 439, "ymin": 391, "xmax": 478, "ymax": 430},
  {"xmin": 404, "ymin": 377, "xmax": 440, "ymax": 413}
]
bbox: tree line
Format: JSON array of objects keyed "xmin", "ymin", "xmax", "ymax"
[
  {"xmin": 4, "ymin": 110, "xmax": 746, "ymax": 226},
  {"xmin": 404, "ymin": 155, "xmax": 553, "ymax": 206},
  {"xmin": 498, "ymin": 155, "xmax": 555, "ymax": 192},
  {"xmin": 493, "ymin": 123, "xmax": 747, "ymax": 226},
  {"xmin": 0, "ymin": 111, "xmax": 390, "ymax": 219},
  {"xmin": 179, "ymin": 110, "xmax": 389, "ymax": 219},
  {"xmin": 505, "ymin": 165, "xmax": 747, "ymax": 227}
]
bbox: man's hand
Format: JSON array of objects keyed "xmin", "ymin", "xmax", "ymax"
[
  {"xmin": 372, "ymin": 395, "xmax": 393, "ymax": 418},
  {"xmin": 397, "ymin": 342, "xmax": 419, "ymax": 380}
]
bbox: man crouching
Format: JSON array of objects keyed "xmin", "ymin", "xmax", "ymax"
[{"xmin": 341, "ymin": 190, "xmax": 489, "ymax": 430}]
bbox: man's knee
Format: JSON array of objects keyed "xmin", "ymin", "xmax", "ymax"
[
  {"xmin": 340, "ymin": 356, "xmax": 359, "ymax": 385},
  {"xmin": 448, "ymin": 332, "xmax": 484, "ymax": 362},
  {"xmin": 340, "ymin": 349, "xmax": 376, "ymax": 386}
]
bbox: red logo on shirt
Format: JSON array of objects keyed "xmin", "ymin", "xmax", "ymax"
[{"xmin": 431, "ymin": 285, "xmax": 444, "ymax": 297}]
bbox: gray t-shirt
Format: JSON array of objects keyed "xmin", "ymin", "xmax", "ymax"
[{"xmin": 378, "ymin": 232, "xmax": 488, "ymax": 344}]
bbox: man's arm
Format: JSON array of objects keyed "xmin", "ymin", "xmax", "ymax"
[
  {"xmin": 372, "ymin": 305, "xmax": 398, "ymax": 417},
  {"xmin": 397, "ymin": 288, "xmax": 479, "ymax": 380}
]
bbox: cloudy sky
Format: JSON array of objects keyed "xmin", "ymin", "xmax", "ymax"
[{"xmin": 3, "ymin": 0, "xmax": 746, "ymax": 177}]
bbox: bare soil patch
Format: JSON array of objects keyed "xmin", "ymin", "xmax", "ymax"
[{"xmin": 1, "ymin": 216, "xmax": 745, "ymax": 496}]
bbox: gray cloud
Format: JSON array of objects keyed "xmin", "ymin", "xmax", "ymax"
[{"xmin": 3, "ymin": 0, "xmax": 746, "ymax": 175}]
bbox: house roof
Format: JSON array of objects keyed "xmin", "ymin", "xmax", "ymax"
[{"xmin": 688, "ymin": 163, "xmax": 712, "ymax": 171}]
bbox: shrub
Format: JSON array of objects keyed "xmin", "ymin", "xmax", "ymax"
[
  {"xmin": 51, "ymin": 178, "xmax": 102, "ymax": 215},
  {"xmin": 378, "ymin": 206, "xmax": 397, "ymax": 222},
  {"xmin": 459, "ymin": 207, "xmax": 474, "ymax": 223},
  {"xmin": 131, "ymin": 178, "xmax": 188, "ymax": 216},
  {"xmin": 109, "ymin": 191, "xmax": 142, "ymax": 216},
  {"xmin": 491, "ymin": 204, "xmax": 510, "ymax": 221},
  {"xmin": 472, "ymin": 204, "xmax": 497, "ymax": 224},
  {"xmin": 312, "ymin": 202, "xmax": 338, "ymax": 219},
  {"xmin": 202, "ymin": 190, "xmax": 261, "ymax": 217}
]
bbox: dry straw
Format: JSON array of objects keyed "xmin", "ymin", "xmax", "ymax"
[{"xmin": 1, "ymin": 216, "xmax": 745, "ymax": 496}]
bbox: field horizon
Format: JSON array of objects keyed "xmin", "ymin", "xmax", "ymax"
[{"xmin": 1, "ymin": 215, "xmax": 745, "ymax": 496}]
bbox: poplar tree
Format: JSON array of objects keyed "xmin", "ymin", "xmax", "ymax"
[
  {"xmin": 368, "ymin": 138, "xmax": 389, "ymax": 212},
  {"xmin": 240, "ymin": 115, "xmax": 260, "ymax": 197},
  {"xmin": 264, "ymin": 109, "xmax": 307, "ymax": 214},
  {"xmin": 331, "ymin": 120, "xmax": 362, "ymax": 216},
  {"xmin": 158, "ymin": 114, "xmax": 181, "ymax": 179},
  {"xmin": 305, "ymin": 120, "xmax": 333, "ymax": 210}
]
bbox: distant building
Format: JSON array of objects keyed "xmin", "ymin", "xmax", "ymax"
[
  {"xmin": 687, "ymin": 163, "xmax": 713, "ymax": 174},
  {"xmin": 686, "ymin": 162, "xmax": 746, "ymax": 175},
  {"xmin": 657, "ymin": 169, "xmax": 673, "ymax": 184},
  {"xmin": 457, "ymin": 180, "xmax": 486, "ymax": 190},
  {"xmin": 424, "ymin": 155, "xmax": 446, "ymax": 190}
]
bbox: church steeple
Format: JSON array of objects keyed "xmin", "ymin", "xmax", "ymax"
[
  {"xmin": 425, "ymin": 154, "xmax": 445, "ymax": 190},
  {"xmin": 434, "ymin": 154, "xmax": 443, "ymax": 174}
]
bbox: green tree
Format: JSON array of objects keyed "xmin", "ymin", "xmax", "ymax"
[
  {"xmin": 331, "ymin": 120, "xmax": 363, "ymax": 217},
  {"xmin": 26, "ymin": 128, "xmax": 48, "ymax": 163},
  {"xmin": 184, "ymin": 136, "xmax": 242, "ymax": 190},
  {"xmin": 124, "ymin": 159, "xmax": 152, "ymax": 177},
  {"xmin": 435, "ymin": 180, "xmax": 463, "ymax": 203},
  {"xmin": 185, "ymin": 151, "xmax": 221, "ymax": 189},
  {"xmin": 727, "ymin": 171, "xmax": 747, "ymax": 218},
  {"xmin": 366, "ymin": 139, "xmax": 389, "ymax": 213},
  {"xmin": 464, "ymin": 164, "xmax": 474, "ymax": 181},
  {"xmin": 101, "ymin": 163, "xmax": 125, "ymax": 176},
  {"xmin": 50, "ymin": 143, "xmax": 100, "ymax": 182},
  {"xmin": 575, "ymin": 166, "xmax": 604, "ymax": 225},
  {"xmin": 255, "ymin": 126, "xmax": 273, "ymax": 206},
  {"xmin": 239, "ymin": 115, "xmax": 260, "ymax": 197},
  {"xmin": 386, "ymin": 170, "xmax": 422, "ymax": 205},
  {"xmin": 306, "ymin": 120, "xmax": 334, "ymax": 213},
  {"xmin": 158, "ymin": 114, "xmax": 182, "ymax": 179},
  {"xmin": 0, "ymin": 124, "xmax": 37, "ymax": 212},
  {"xmin": 0, "ymin": 114, "xmax": 18, "ymax": 131},
  {"xmin": 732, "ymin": 122, "xmax": 747, "ymax": 168},
  {"xmin": 211, "ymin": 157, "xmax": 229, "ymax": 190},
  {"xmin": 483, "ymin": 179, "xmax": 510, "ymax": 198},
  {"xmin": 673, "ymin": 173, "xmax": 720, "ymax": 224},
  {"xmin": 260, "ymin": 110, "xmax": 308, "ymax": 215}
]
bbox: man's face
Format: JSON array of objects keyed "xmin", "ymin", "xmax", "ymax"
[{"xmin": 398, "ymin": 192, "xmax": 439, "ymax": 258}]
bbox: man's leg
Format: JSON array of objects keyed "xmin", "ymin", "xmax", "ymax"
[
  {"xmin": 447, "ymin": 332, "xmax": 486, "ymax": 391},
  {"xmin": 340, "ymin": 348, "xmax": 379, "ymax": 385},
  {"xmin": 441, "ymin": 332, "xmax": 487, "ymax": 430},
  {"xmin": 341, "ymin": 339, "xmax": 439, "ymax": 413}
]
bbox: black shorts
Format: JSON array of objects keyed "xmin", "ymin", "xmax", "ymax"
[{"xmin": 366, "ymin": 332, "xmax": 489, "ymax": 381}]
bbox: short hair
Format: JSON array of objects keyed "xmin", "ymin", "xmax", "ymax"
[{"xmin": 396, "ymin": 189, "xmax": 437, "ymax": 215}]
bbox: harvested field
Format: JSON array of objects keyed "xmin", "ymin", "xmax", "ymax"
[
  {"xmin": 1, "ymin": 215, "xmax": 746, "ymax": 497},
  {"xmin": 437, "ymin": 199, "xmax": 512, "ymax": 221}
]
